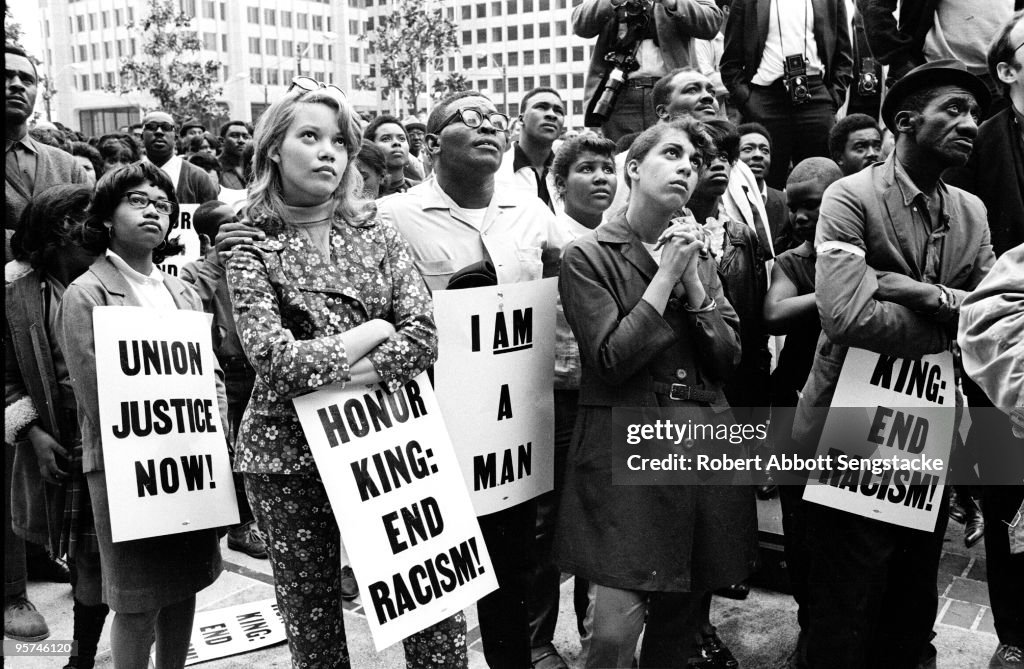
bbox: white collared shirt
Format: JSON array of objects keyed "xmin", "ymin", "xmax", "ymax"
[
  {"xmin": 147, "ymin": 153, "xmax": 184, "ymax": 189},
  {"xmin": 105, "ymin": 249, "xmax": 175, "ymax": 309},
  {"xmin": 752, "ymin": 0, "xmax": 824, "ymax": 86}
]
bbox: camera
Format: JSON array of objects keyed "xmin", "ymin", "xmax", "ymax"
[
  {"xmin": 783, "ymin": 54, "xmax": 810, "ymax": 105},
  {"xmin": 857, "ymin": 57, "xmax": 880, "ymax": 96},
  {"xmin": 584, "ymin": 0, "xmax": 650, "ymax": 126}
]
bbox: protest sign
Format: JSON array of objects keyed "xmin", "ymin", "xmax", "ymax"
[
  {"xmin": 433, "ymin": 279, "xmax": 557, "ymax": 515},
  {"xmin": 803, "ymin": 348, "xmax": 955, "ymax": 531},
  {"xmin": 178, "ymin": 599, "xmax": 286, "ymax": 665},
  {"xmin": 93, "ymin": 306, "xmax": 239, "ymax": 542},
  {"xmin": 293, "ymin": 374, "xmax": 497, "ymax": 651},
  {"xmin": 157, "ymin": 203, "xmax": 201, "ymax": 278}
]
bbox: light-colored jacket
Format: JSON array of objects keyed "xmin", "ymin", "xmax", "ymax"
[{"xmin": 57, "ymin": 255, "xmax": 228, "ymax": 473}]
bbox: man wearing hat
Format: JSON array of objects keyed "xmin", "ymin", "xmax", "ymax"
[
  {"xmin": 141, "ymin": 110, "xmax": 218, "ymax": 205},
  {"xmin": 179, "ymin": 118, "xmax": 206, "ymax": 144},
  {"xmin": 792, "ymin": 60, "xmax": 994, "ymax": 669},
  {"xmin": 403, "ymin": 117, "xmax": 427, "ymax": 181}
]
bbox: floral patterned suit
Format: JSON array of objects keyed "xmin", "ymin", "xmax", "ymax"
[{"xmin": 227, "ymin": 213, "xmax": 466, "ymax": 668}]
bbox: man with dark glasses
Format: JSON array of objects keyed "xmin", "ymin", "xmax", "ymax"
[
  {"xmin": 378, "ymin": 91, "xmax": 566, "ymax": 669},
  {"xmin": 141, "ymin": 110, "xmax": 218, "ymax": 207}
]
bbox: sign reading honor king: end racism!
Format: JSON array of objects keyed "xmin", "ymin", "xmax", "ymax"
[
  {"xmin": 293, "ymin": 373, "xmax": 498, "ymax": 651},
  {"xmin": 93, "ymin": 306, "xmax": 239, "ymax": 542},
  {"xmin": 433, "ymin": 279, "xmax": 558, "ymax": 516}
]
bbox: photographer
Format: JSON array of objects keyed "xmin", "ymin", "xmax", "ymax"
[
  {"xmin": 721, "ymin": 0, "xmax": 852, "ymax": 189},
  {"xmin": 573, "ymin": 0, "xmax": 725, "ymax": 143}
]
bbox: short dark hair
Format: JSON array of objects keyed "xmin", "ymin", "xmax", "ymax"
[
  {"xmin": 218, "ymin": 120, "xmax": 252, "ymax": 138},
  {"xmin": 551, "ymin": 134, "xmax": 617, "ymax": 193},
  {"xmin": 828, "ymin": 113, "xmax": 880, "ymax": 161},
  {"xmin": 624, "ymin": 117, "xmax": 712, "ymax": 188},
  {"xmin": 188, "ymin": 152, "xmax": 220, "ymax": 173},
  {"xmin": 355, "ymin": 139, "xmax": 388, "ymax": 177},
  {"xmin": 29, "ymin": 127, "xmax": 70, "ymax": 152},
  {"xmin": 427, "ymin": 90, "xmax": 486, "ymax": 135},
  {"xmin": 615, "ymin": 131, "xmax": 640, "ymax": 154},
  {"xmin": 192, "ymin": 200, "xmax": 230, "ymax": 239},
  {"xmin": 5, "ymin": 42, "xmax": 37, "ymax": 78},
  {"xmin": 185, "ymin": 135, "xmax": 209, "ymax": 153},
  {"xmin": 364, "ymin": 114, "xmax": 406, "ymax": 142},
  {"xmin": 10, "ymin": 185, "xmax": 93, "ymax": 267},
  {"xmin": 736, "ymin": 122, "xmax": 772, "ymax": 149},
  {"xmin": 988, "ymin": 10, "xmax": 1024, "ymax": 97},
  {"xmin": 702, "ymin": 119, "xmax": 740, "ymax": 163},
  {"xmin": 520, "ymin": 87, "xmax": 564, "ymax": 113},
  {"xmin": 97, "ymin": 133, "xmax": 142, "ymax": 167},
  {"xmin": 71, "ymin": 141, "xmax": 103, "ymax": 176},
  {"xmin": 83, "ymin": 162, "xmax": 184, "ymax": 263},
  {"xmin": 652, "ymin": 67, "xmax": 700, "ymax": 112}
]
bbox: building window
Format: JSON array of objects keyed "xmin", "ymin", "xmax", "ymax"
[
  {"xmin": 313, "ymin": 44, "xmax": 324, "ymax": 59},
  {"xmin": 93, "ymin": 73, "xmax": 102, "ymax": 89},
  {"xmin": 76, "ymin": 15, "xmax": 85, "ymax": 31},
  {"xmin": 283, "ymin": 40, "xmax": 294, "ymax": 56},
  {"xmin": 367, "ymin": 17, "xmax": 375, "ymax": 29},
  {"xmin": 281, "ymin": 11, "xmax": 292, "ymax": 27},
  {"xmin": 461, "ymin": 6, "xmax": 471, "ymax": 19},
  {"xmin": 352, "ymin": 74, "xmax": 361, "ymax": 89},
  {"xmin": 221, "ymin": 35, "xmax": 228, "ymax": 51},
  {"xmin": 103, "ymin": 42, "xmax": 111, "ymax": 58},
  {"xmin": 556, "ymin": 21, "xmax": 566, "ymax": 35},
  {"xmin": 506, "ymin": 25, "xmax": 518, "ymax": 40},
  {"xmin": 106, "ymin": 72, "xmax": 115, "ymax": 86},
  {"xmin": 102, "ymin": 11, "xmax": 109, "ymax": 28},
  {"xmin": 349, "ymin": 20, "xmax": 359, "ymax": 33},
  {"xmin": 509, "ymin": 102, "xmax": 520, "ymax": 116},
  {"xmin": 508, "ymin": 78, "xmax": 519, "ymax": 92},
  {"xmin": 523, "ymin": 0, "xmax": 533, "ymax": 11},
  {"xmin": 88, "ymin": 13, "xmax": 95, "ymax": 30},
  {"xmin": 128, "ymin": 7, "xmax": 134, "ymax": 21},
  {"xmin": 266, "ymin": 39, "xmax": 278, "ymax": 55},
  {"xmin": 539, "ymin": 23, "xmax": 550, "ymax": 37},
  {"xmin": 556, "ymin": 47, "xmax": 566, "ymax": 62},
  {"xmin": 327, "ymin": 45, "xmax": 333, "ymax": 60},
  {"xmin": 247, "ymin": 7, "xmax": 259, "ymax": 23},
  {"xmin": 556, "ymin": 74, "xmax": 567, "ymax": 88},
  {"xmin": 539, "ymin": 0, "xmax": 550, "ymax": 9},
  {"xmin": 116, "ymin": 40, "xmax": 123, "ymax": 57},
  {"xmin": 477, "ymin": 28, "xmax": 486, "ymax": 43},
  {"xmin": 267, "ymin": 69, "xmax": 280, "ymax": 85},
  {"xmin": 203, "ymin": 32, "xmax": 217, "ymax": 50},
  {"xmin": 463, "ymin": 55, "xmax": 472, "ymax": 69},
  {"xmin": 91, "ymin": 43, "xmax": 99, "ymax": 59},
  {"xmin": 539, "ymin": 50, "xmax": 550, "ymax": 64},
  {"xmin": 493, "ymin": 78, "xmax": 504, "ymax": 93},
  {"xmin": 573, "ymin": 100, "xmax": 583, "ymax": 116},
  {"xmin": 202, "ymin": 1, "xmax": 215, "ymax": 18},
  {"xmin": 540, "ymin": 74, "xmax": 551, "ymax": 86},
  {"xmin": 350, "ymin": 47, "xmax": 360, "ymax": 62},
  {"xmin": 81, "ymin": 75, "xmax": 89, "ymax": 90},
  {"xmin": 448, "ymin": 56, "xmax": 456, "ymax": 70},
  {"xmin": 477, "ymin": 79, "xmax": 487, "ymax": 89},
  {"xmin": 491, "ymin": 1, "xmax": 502, "ymax": 14},
  {"xmin": 220, "ymin": 2, "xmax": 226, "ymax": 19},
  {"xmin": 524, "ymin": 75, "xmax": 535, "ymax": 89},
  {"xmin": 115, "ymin": 9, "xmax": 123, "ymax": 23},
  {"xmin": 523, "ymin": 24, "xmax": 534, "ymax": 39},
  {"xmin": 508, "ymin": 52, "xmax": 519, "ymax": 66},
  {"xmin": 298, "ymin": 14, "xmax": 308, "ymax": 28},
  {"xmin": 507, "ymin": 0, "xmax": 517, "ymax": 12},
  {"xmin": 283, "ymin": 69, "xmax": 294, "ymax": 82},
  {"xmin": 476, "ymin": 3, "xmax": 486, "ymax": 17},
  {"xmin": 250, "ymin": 67, "xmax": 263, "ymax": 84},
  {"xmin": 265, "ymin": 9, "xmax": 276, "ymax": 24},
  {"xmin": 572, "ymin": 46, "xmax": 584, "ymax": 61},
  {"xmin": 248, "ymin": 37, "xmax": 261, "ymax": 54},
  {"xmin": 492, "ymin": 27, "xmax": 502, "ymax": 41},
  {"xmin": 524, "ymin": 50, "xmax": 534, "ymax": 65},
  {"xmin": 462, "ymin": 30, "xmax": 472, "ymax": 43},
  {"xmin": 312, "ymin": 15, "xmax": 324, "ymax": 30},
  {"xmin": 572, "ymin": 73, "xmax": 583, "ymax": 87}
]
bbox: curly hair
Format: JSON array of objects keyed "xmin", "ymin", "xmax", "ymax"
[
  {"xmin": 71, "ymin": 141, "xmax": 103, "ymax": 177},
  {"xmin": 10, "ymin": 184, "xmax": 94, "ymax": 268},
  {"xmin": 81, "ymin": 162, "xmax": 185, "ymax": 264}
]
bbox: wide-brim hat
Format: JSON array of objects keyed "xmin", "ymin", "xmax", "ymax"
[
  {"xmin": 403, "ymin": 117, "xmax": 426, "ymax": 133},
  {"xmin": 881, "ymin": 59, "xmax": 991, "ymax": 132},
  {"xmin": 179, "ymin": 118, "xmax": 206, "ymax": 136}
]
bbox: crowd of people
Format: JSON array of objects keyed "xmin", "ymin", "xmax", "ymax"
[{"xmin": 4, "ymin": 1, "xmax": 1024, "ymax": 668}]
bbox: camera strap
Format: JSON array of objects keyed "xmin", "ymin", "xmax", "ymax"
[
  {"xmin": 775, "ymin": 0, "xmax": 809, "ymax": 66},
  {"xmin": 614, "ymin": 1, "xmax": 657, "ymax": 49}
]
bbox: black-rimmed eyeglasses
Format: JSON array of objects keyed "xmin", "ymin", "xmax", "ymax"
[
  {"xmin": 288, "ymin": 76, "xmax": 348, "ymax": 100},
  {"xmin": 438, "ymin": 107, "xmax": 511, "ymax": 132},
  {"xmin": 121, "ymin": 191, "xmax": 177, "ymax": 215}
]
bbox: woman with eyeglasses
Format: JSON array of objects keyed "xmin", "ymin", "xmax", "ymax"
[
  {"xmin": 57, "ymin": 163, "xmax": 228, "ymax": 669},
  {"xmin": 6, "ymin": 185, "xmax": 108, "ymax": 669},
  {"xmin": 554, "ymin": 118, "xmax": 757, "ymax": 668},
  {"xmin": 225, "ymin": 80, "xmax": 467, "ymax": 668}
]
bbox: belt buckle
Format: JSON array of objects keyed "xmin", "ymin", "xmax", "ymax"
[{"xmin": 669, "ymin": 383, "xmax": 691, "ymax": 401}]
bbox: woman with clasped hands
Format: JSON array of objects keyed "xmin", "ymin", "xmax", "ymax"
[
  {"xmin": 225, "ymin": 80, "xmax": 468, "ymax": 668},
  {"xmin": 554, "ymin": 118, "xmax": 758, "ymax": 668}
]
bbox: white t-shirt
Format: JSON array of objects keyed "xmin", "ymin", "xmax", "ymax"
[{"xmin": 752, "ymin": 0, "xmax": 824, "ymax": 86}]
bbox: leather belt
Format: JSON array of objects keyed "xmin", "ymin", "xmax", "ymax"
[
  {"xmin": 651, "ymin": 382, "xmax": 719, "ymax": 403},
  {"xmin": 626, "ymin": 76, "xmax": 659, "ymax": 89}
]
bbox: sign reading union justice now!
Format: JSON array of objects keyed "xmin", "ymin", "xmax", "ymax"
[
  {"xmin": 293, "ymin": 374, "xmax": 497, "ymax": 651},
  {"xmin": 92, "ymin": 306, "xmax": 239, "ymax": 542}
]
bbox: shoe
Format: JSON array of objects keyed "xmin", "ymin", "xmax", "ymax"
[
  {"xmin": 340, "ymin": 565, "xmax": 359, "ymax": 601},
  {"xmin": 531, "ymin": 643, "xmax": 569, "ymax": 669},
  {"xmin": 701, "ymin": 631, "xmax": 739, "ymax": 668},
  {"xmin": 962, "ymin": 494, "xmax": 985, "ymax": 548},
  {"xmin": 714, "ymin": 582, "xmax": 750, "ymax": 600},
  {"xmin": 26, "ymin": 553, "xmax": 71, "ymax": 583},
  {"xmin": 4, "ymin": 596, "xmax": 50, "ymax": 641},
  {"xmin": 227, "ymin": 523, "xmax": 268, "ymax": 559},
  {"xmin": 991, "ymin": 644, "xmax": 1024, "ymax": 668}
]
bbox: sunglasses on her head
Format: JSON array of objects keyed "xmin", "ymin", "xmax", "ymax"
[{"xmin": 288, "ymin": 76, "xmax": 348, "ymax": 101}]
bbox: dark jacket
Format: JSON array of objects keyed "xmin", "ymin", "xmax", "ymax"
[
  {"xmin": 721, "ymin": 0, "xmax": 853, "ymax": 111},
  {"xmin": 176, "ymin": 159, "xmax": 220, "ymax": 205},
  {"xmin": 5, "ymin": 137, "xmax": 89, "ymax": 228},
  {"xmin": 4, "ymin": 262, "xmax": 66, "ymax": 549},
  {"xmin": 858, "ymin": 0, "xmax": 1024, "ymax": 78},
  {"xmin": 554, "ymin": 212, "xmax": 756, "ymax": 592},
  {"xmin": 946, "ymin": 108, "xmax": 1024, "ymax": 257},
  {"xmin": 765, "ymin": 186, "xmax": 787, "ymax": 242}
]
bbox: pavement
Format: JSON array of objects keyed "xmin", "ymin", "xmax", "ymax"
[{"xmin": 5, "ymin": 497, "xmax": 1003, "ymax": 669}]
